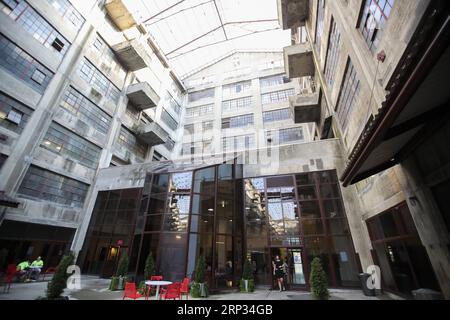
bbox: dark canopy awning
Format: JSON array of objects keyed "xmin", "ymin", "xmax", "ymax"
[
  {"xmin": 340, "ymin": 2, "xmax": 450, "ymax": 186},
  {"xmin": 0, "ymin": 191, "xmax": 20, "ymax": 208}
]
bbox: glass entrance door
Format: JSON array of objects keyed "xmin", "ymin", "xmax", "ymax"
[{"xmin": 270, "ymin": 247, "xmax": 306, "ymax": 289}]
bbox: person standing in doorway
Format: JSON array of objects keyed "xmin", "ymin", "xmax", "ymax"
[{"xmin": 272, "ymin": 255, "xmax": 286, "ymax": 292}]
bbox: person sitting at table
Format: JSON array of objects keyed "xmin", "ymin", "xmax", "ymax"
[
  {"xmin": 16, "ymin": 259, "xmax": 31, "ymax": 281},
  {"xmin": 29, "ymin": 256, "xmax": 44, "ymax": 281}
]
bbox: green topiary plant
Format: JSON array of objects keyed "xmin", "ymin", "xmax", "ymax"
[
  {"xmin": 240, "ymin": 258, "xmax": 255, "ymax": 292},
  {"xmin": 112, "ymin": 252, "xmax": 129, "ymax": 290},
  {"xmin": 190, "ymin": 255, "xmax": 208, "ymax": 298},
  {"xmin": 139, "ymin": 252, "xmax": 156, "ymax": 295},
  {"xmin": 116, "ymin": 253, "xmax": 129, "ymax": 277},
  {"xmin": 309, "ymin": 257, "xmax": 329, "ymax": 300},
  {"xmin": 46, "ymin": 251, "xmax": 75, "ymax": 300},
  {"xmin": 144, "ymin": 252, "xmax": 155, "ymax": 280}
]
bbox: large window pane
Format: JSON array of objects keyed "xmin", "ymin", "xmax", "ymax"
[{"xmin": 193, "ymin": 167, "xmax": 215, "ymax": 194}]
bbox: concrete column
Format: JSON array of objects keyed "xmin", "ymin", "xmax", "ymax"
[{"xmin": 397, "ymin": 157, "xmax": 450, "ymax": 299}]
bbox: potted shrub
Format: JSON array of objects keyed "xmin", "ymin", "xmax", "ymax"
[
  {"xmin": 138, "ymin": 252, "xmax": 155, "ymax": 295},
  {"xmin": 309, "ymin": 257, "xmax": 329, "ymax": 300},
  {"xmin": 46, "ymin": 251, "xmax": 75, "ymax": 300},
  {"xmin": 110, "ymin": 253, "xmax": 129, "ymax": 291},
  {"xmin": 190, "ymin": 255, "xmax": 208, "ymax": 298},
  {"xmin": 239, "ymin": 258, "xmax": 255, "ymax": 292}
]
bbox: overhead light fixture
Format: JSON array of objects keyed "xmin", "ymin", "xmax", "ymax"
[{"xmin": 208, "ymin": 208, "xmax": 214, "ymax": 212}]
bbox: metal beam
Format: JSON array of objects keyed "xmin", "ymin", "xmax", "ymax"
[
  {"xmin": 169, "ymin": 27, "xmax": 280, "ymax": 59},
  {"xmin": 166, "ymin": 19, "xmax": 278, "ymax": 56},
  {"xmin": 141, "ymin": 0, "xmax": 186, "ymax": 24},
  {"xmin": 213, "ymin": 0, "xmax": 227, "ymax": 40}
]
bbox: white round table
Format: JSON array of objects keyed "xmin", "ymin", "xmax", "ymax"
[{"xmin": 145, "ymin": 280, "xmax": 172, "ymax": 300}]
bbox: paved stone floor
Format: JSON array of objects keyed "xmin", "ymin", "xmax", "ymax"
[{"xmin": 0, "ymin": 276, "xmax": 397, "ymax": 300}]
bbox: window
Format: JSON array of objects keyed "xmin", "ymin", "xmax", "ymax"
[
  {"xmin": 360, "ymin": 0, "xmax": 394, "ymax": 52},
  {"xmin": 59, "ymin": 86, "xmax": 112, "ymax": 135},
  {"xmin": 202, "ymin": 120, "xmax": 213, "ymax": 131},
  {"xmin": 324, "ymin": 18, "xmax": 342, "ymax": 88},
  {"xmin": 164, "ymin": 136, "xmax": 175, "ymax": 151},
  {"xmin": 41, "ymin": 122, "xmax": 102, "ymax": 169},
  {"xmin": 1, "ymin": 1, "xmax": 71, "ymax": 57},
  {"xmin": 222, "ymin": 81, "xmax": 251, "ymax": 97},
  {"xmin": 90, "ymin": 34, "xmax": 126, "ymax": 81},
  {"xmin": 78, "ymin": 58, "xmax": 121, "ymax": 103},
  {"xmin": 222, "ymin": 114, "xmax": 254, "ymax": 129},
  {"xmin": 0, "ymin": 153, "xmax": 7, "ymax": 169},
  {"xmin": 336, "ymin": 59, "xmax": 361, "ymax": 131},
  {"xmin": 261, "ymin": 88, "xmax": 295, "ymax": 105},
  {"xmin": 117, "ymin": 126, "xmax": 147, "ymax": 159},
  {"xmin": 6, "ymin": 109, "xmax": 22, "ymax": 125},
  {"xmin": 2, "ymin": 0, "xmax": 18, "ymax": 10},
  {"xmin": 222, "ymin": 134, "xmax": 255, "ymax": 152},
  {"xmin": 161, "ymin": 109, "xmax": 178, "ymax": 131},
  {"xmin": 263, "ymin": 108, "xmax": 291, "ymax": 123},
  {"xmin": 152, "ymin": 151, "xmax": 166, "ymax": 161},
  {"xmin": 31, "ymin": 69, "xmax": 46, "ymax": 85},
  {"xmin": 182, "ymin": 142, "xmax": 197, "ymax": 156},
  {"xmin": 46, "ymin": 0, "xmax": 85, "ymax": 31},
  {"xmin": 188, "ymin": 88, "xmax": 215, "ymax": 102},
  {"xmin": 51, "ymin": 38, "xmax": 65, "ymax": 52},
  {"xmin": 0, "ymin": 34, "xmax": 54, "ymax": 93},
  {"xmin": 222, "ymin": 96, "xmax": 252, "ymax": 113},
  {"xmin": 167, "ymin": 95, "xmax": 182, "ymax": 114},
  {"xmin": 266, "ymin": 127, "xmax": 304, "ymax": 145},
  {"xmin": 18, "ymin": 165, "xmax": 89, "ymax": 207},
  {"xmin": 259, "ymin": 74, "xmax": 290, "ymax": 88},
  {"xmin": 184, "ymin": 124, "xmax": 194, "ymax": 135},
  {"xmin": 186, "ymin": 104, "xmax": 214, "ymax": 118},
  {"xmin": 0, "ymin": 92, "xmax": 33, "ymax": 133},
  {"xmin": 315, "ymin": 0, "xmax": 326, "ymax": 57}
]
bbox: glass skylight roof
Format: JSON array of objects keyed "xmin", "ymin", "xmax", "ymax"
[{"xmin": 125, "ymin": 0, "xmax": 291, "ymax": 78}]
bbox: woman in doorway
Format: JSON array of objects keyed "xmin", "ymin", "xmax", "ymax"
[{"xmin": 273, "ymin": 255, "xmax": 286, "ymax": 292}]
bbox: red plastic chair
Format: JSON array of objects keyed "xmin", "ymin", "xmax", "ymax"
[
  {"xmin": 180, "ymin": 278, "xmax": 190, "ymax": 300},
  {"xmin": 2, "ymin": 264, "xmax": 18, "ymax": 293},
  {"xmin": 161, "ymin": 283, "xmax": 181, "ymax": 300},
  {"xmin": 146, "ymin": 275, "xmax": 163, "ymax": 297},
  {"xmin": 123, "ymin": 282, "xmax": 145, "ymax": 300},
  {"xmin": 41, "ymin": 267, "xmax": 57, "ymax": 281}
]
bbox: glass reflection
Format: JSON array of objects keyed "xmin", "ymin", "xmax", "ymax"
[
  {"xmin": 190, "ymin": 214, "xmax": 214, "ymax": 233},
  {"xmin": 194, "ymin": 167, "xmax": 215, "ymax": 194},
  {"xmin": 169, "ymin": 172, "xmax": 192, "ymax": 192}
]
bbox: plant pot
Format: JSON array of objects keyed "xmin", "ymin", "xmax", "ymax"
[
  {"xmin": 117, "ymin": 276, "xmax": 126, "ymax": 290},
  {"xmin": 199, "ymin": 283, "xmax": 207, "ymax": 297},
  {"xmin": 109, "ymin": 276, "xmax": 119, "ymax": 291},
  {"xmin": 239, "ymin": 279, "xmax": 254, "ymax": 293}
]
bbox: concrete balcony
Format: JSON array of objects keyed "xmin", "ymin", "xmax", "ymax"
[
  {"xmin": 105, "ymin": 0, "xmax": 137, "ymax": 31},
  {"xmin": 277, "ymin": 0, "xmax": 309, "ymax": 30},
  {"xmin": 136, "ymin": 122, "xmax": 169, "ymax": 147},
  {"xmin": 283, "ymin": 42, "xmax": 315, "ymax": 79},
  {"xmin": 126, "ymin": 82, "xmax": 160, "ymax": 110},
  {"xmin": 289, "ymin": 92, "xmax": 320, "ymax": 123},
  {"xmin": 113, "ymin": 39, "xmax": 151, "ymax": 71}
]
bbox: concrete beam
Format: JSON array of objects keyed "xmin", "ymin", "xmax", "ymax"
[
  {"xmin": 283, "ymin": 43, "xmax": 315, "ymax": 78},
  {"xmin": 126, "ymin": 82, "xmax": 160, "ymax": 110},
  {"xmin": 113, "ymin": 39, "xmax": 151, "ymax": 71},
  {"xmin": 290, "ymin": 91, "xmax": 320, "ymax": 124},
  {"xmin": 277, "ymin": 0, "xmax": 309, "ymax": 30},
  {"xmin": 136, "ymin": 122, "xmax": 169, "ymax": 147},
  {"xmin": 104, "ymin": 0, "xmax": 137, "ymax": 31}
]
